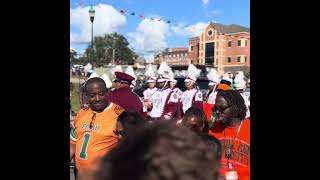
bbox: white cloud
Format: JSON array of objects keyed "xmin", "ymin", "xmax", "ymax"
[
  {"xmin": 127, "ymin": 18, "xmax": 169, "ymax": 53},
  {"xmin": 144, "ymin": 54, "xmax": 155, "ymax": 63},
  {"xmin": 70, "ymin": 46, "xmax": 76, "ymax": 52},
  {"xmin": 70, "ymin": 4, "xmax": 126, "ymax": 44},
  {"xmin": 171, "ymin": 22, "xmax": 208, "ymax": 37},
  {"xmin": 211, "ymin": 10, "xmax": 221, "ymax": 15},
  {"xmin": 202, "ymin": 0, "xmax": 210, "ymax": 7},
  {"xmin": 205, "ymin": 9, "xmax": 222, "ymax": 18},
  {"xmin": 70, "ymin": 33, "xmax": 75, "ymax": 44}
]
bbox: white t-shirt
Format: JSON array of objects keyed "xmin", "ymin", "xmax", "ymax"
[
  {"xmin": 173, "ymin": 87, "xmax": 183, "ymax": 99},
  {"xmin": 241, "ymin": 93, "xmax": 250, "ymax": 118},
  {"xmin": 143, "ymin": 87, "xmax": 158, "ymax": 100},
  {"xmin": 181, "ymin": 88, "xmax": 203, "ymax": 113},
  {"xmin": 206, "ymin": 90, "xmax": 218, "ymax": 105},
  {"xmin": 149, "ymin": 88, "xmax": 178, "ymax": 118}
]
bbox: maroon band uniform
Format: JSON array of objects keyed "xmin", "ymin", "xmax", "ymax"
[{"xmin": 107, "ymin": 72, "xmax": 144, "ymax": 116}]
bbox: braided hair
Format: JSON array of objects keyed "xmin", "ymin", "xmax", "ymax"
[{"xmin": 217, "ymin": 90, "xmax": 246, "ymax": 120}]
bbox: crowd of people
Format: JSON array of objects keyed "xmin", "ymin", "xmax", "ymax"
[{"xmin": 70, "ymin": 64, "xmax": 250, "ymax": 180}]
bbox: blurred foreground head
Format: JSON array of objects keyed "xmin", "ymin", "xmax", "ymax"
[{"xmin": 96, "ymin": 121, "xmax": 220, "ymax": 180}]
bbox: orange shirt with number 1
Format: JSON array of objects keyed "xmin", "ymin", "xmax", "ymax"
[{"xmin": 70, "ymin": 103, "xmax": 124, "ymax": 176}]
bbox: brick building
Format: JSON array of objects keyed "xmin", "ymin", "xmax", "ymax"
[
  {"xmin": 188, "ymin": 22, "xmax": 250, "ymax": 75},
  {"xmin": 156, "ymin": 47, "xmax": 189, "ymax": 65}
]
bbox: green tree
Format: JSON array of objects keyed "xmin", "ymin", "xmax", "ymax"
[
  {"xmin": 154, "ymin": 59, "xmax": 161, "ymax": 65},
  {"xmin": 86, "ymin": 33, "xmax": 137, "ymax": 67}
]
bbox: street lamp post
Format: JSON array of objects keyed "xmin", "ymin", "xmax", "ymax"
[
  {"xmin": 89, "ymin": 4, "xmax": 95, "ymax": 48},
  {"xmin": 78, "ymin": 67, "xmax": 81, "ymax": 96},
  {"xmin": 112, "ymin": 36, "xmax": 116, "ymax": 65}
]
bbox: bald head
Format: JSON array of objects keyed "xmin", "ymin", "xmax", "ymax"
[
  {"xmin": 84, "ymin": 77, "xmax": 107, "ymax": 94},
  {"xmin": 84, "ymin": 77, "xmax": 109, "ymax": 112}
]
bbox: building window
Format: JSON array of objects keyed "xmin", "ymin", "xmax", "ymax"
[
  {"xmin": 208, "ymin": 30, "xmax": 213, "ymax": 36},
  {"xmin": 173, "ymin": 54, "xmax": 176, "ymax": 57},
  {"xmin": 244, "ymin": 56, "xmax": 247, "ymax": 62},
  {"xmin": 190, "ymin": 46, "xmax": 194, "ymax": 51},
  {"xmin": 228, "ymin": 57, "xmax": 231, "ymax": 63},
  {"xmin": 237, "ymin": 56, "xmax": 241, "ymax": 62},
  {"xmin": 228, "ymin": 41, "xmax": 232, "ymax": 47},
  {"xmin": 237, "ymin": 39, "xmax": 247, "ymax": 47}
]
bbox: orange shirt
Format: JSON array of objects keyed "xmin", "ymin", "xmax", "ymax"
[
  {"xmin": 70, "ymin": 103, "xmax": 124, "ymax": 175},
  {"xmin": 210, "ymin": 119, "xmax": 250, "ymax": 180}
]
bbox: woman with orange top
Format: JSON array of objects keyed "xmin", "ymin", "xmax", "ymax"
[{"xmin": 210, "ymin": 90, "xmax": 250, "ymax": 180}]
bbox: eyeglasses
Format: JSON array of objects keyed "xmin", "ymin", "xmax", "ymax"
[{"xmin": 212, "ymin": 105, "xmax": 231, "ymax": 113}]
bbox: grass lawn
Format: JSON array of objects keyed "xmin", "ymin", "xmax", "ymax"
[{"xmin": 71, "ymin": 83, "xmax": 81, "ymax": 113}]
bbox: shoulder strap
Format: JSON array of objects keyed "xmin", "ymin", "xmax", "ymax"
[
  {"xmin": 165, "ymin": 90, "xmax": 174, "ymax": 105},
  {"xmin": 192, "ymin": 90, "xmax": 200, "ymax": 102}
]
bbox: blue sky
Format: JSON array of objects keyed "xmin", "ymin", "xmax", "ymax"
[{"xmin": 70, "ymin": 0, "xmax": 249, "ymax": 60}]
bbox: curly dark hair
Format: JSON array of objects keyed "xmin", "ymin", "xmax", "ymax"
[
  {"xmin": 217, "ymin": 90, "xmax": 246, "ymax": 120},
  {"xmin": 117, "ymin": 111, "xmax": 145, "ymax": 126},
  {"xmin": 183, "ymin": 107, "xmax": 209, "ymax": 135},
  {"xmin": 95, "ymin": 121, "xmax": 219, "ymax": 180},
  {"xmin": 117, "ymin": 111, "xmax": 145, "ymax": 137}
]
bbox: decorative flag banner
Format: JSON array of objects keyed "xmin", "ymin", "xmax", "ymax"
[{"xmin": 74, "ymin": 2, "xmax": 201, "ymax": 29}]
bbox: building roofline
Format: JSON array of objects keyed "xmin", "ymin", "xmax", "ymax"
[
  {"xmin": 189, "ymin": 36, "xmax": 200, "ymax": 40},
  {"xmin": 224, "ymin": 32, "xmax": 250, "ymax": 35}
]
